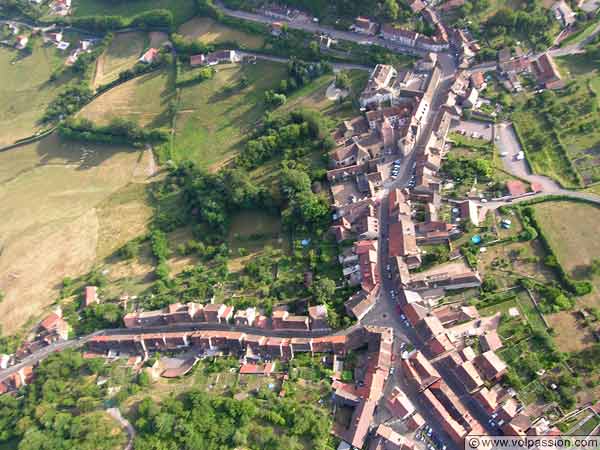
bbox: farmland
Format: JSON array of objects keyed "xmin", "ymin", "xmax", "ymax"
[
  {"xmin": 178, "ymin": 17, "xmax": 266, "ymax": 49},
  {"xmin": 80, "ymin": 68, "xmax": 174, "ymax": 127},
  {"xmin": 0, "ymin": 133, "xmax": 155, "ymax": 334},
  {"xmin": 0, "ymin": 43, "xmax": 71, "ymax": 146}
]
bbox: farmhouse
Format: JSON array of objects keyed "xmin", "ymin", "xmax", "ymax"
[
  {"xmin": 139, "ymin": 48, "xmax": 159, "ymax": 64},
  {"xmin": 531, "ymin": 53, "xmax": 564, "ymax": 90},
  {"xmin": 350, "ymin": 17, "xmax": 378, "ymax": 35}
]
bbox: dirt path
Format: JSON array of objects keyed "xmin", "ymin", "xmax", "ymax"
[{"xmin": 107, "ymin": 407, "xmax": 136, "ymax": 450}]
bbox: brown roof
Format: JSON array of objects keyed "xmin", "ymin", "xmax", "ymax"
[
  {"xmin": 455, "ymin": 361, "xmax": 484, "ymax": 393},
  {"xmin": 473, "ymin": 387, "xmax": 499, "ymax": 414},
  {"xmin": 475, "ymin": 351, "xmax": 507, "ymax": 380},
  {"xmin": 480, "ymin": 330, "xmax": 503, "ymax": 352},
  {"xmin": 506, "ymin": 180, "xmax": 528, "ymax": 197}
]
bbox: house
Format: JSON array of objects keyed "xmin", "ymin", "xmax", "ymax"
[
  {"xmin": 400, "ymin": 351, "xmax": 440, "ymax": 391},
  {"xmin": 345, "ymin": 286, "xmax": 379, "ymax": 320},
  {"xmin": 15, "ymin": 35, "xmax": 28, "ymax": 50},
  {"xmin": 234, "ymin": 307, "xmax": 257, "ymax": 327},
  {"xmin": 206, "ymin": 50, "xmax": 240, "ymax": 65},
  {"xmin": 439, "ymin": 0, "xmax": 465, "ymax": 11},
  {"xmin": 139, "ymin": 48, "xmax": 159, "ymax": 64},
  {"xmin": 457, "ymin": 199, "xmax": 480, "ymax": 226},
  {"xmin": 405, "ymin": 412, "xmax": 425, "ymax": 431},
  {"xmin": 308, "ymin": 305, "xmax": 329, "ymax": 330},
  {"xmin": 421, "ymin": 388, "xmax": 467, "ymax": 445},
  {"xmin": 532, "ymin": 53, "xmax": 564, "ymax": 90},
  {"xmin": 359, "ymin": 64, "xmax": 399, "ymax": 107},
  {"xmin": 40, "ymin": 311, "xmax": 69, "ymax": 341},
  {"xmin": 270, "ymin": 21, "xmax": 284, "ymax": 36},
  {"xmin": 190, "ymin": 54, "xmax": 206, "ymax": 67},
  {"xmin": 381, "ymin": 25, "xmax": 419, "ymax": 48},
  {"xmin": 389, "ymin": 217, "xmax": 421, "ymax": 269},
  {"xmin": 480, "ymin": 330, "xmax": 503, "ymax": 352},
  {"xmin": 203, "ymin": 303, "xmax": 233, "ymax": 324},
  {"xmin": 84, "ymin": 286, "xmax": 99, "ymax": 308},
  {"xmin": 370, "ymin": 424, "xmax": 414, "ymax": 450},
  {"xmin": 408, "ymin": 0, "xmax": 426, "ymax": 12},
  {"xmin": 46, "ymin": 31, "xmax": 63, "ymax": 43},
  {"xmin": 552, "ymin": 0, "xmax": 576, "ymax": 27},
  {"xmin": 262, "ymin": 4, "xmax": 292, "ymax": 20},
  {"xmin": 387, "ymin": 387, "xmax": 415, "ymax": 419},
  {"xmin": 463, "ymin": 87, "xmax": 479, "ymax": 108},
  {"xmin": 454, "ymin": 360, "xmax": 484, "ymax": 393},
  {"xmin": 474, "ymin": 351, "xmax": 507, "ymax": 381},
  {"xmin": 350, "ymin": 16, "xmax": 378, "ymax": 35},
  {"xmin": 503, "ymin": 413, "xmax": 532, "ymax": 436},
  {"xmin": 473, "ymin": 386, "xmax": 500, "ymax": 414}
]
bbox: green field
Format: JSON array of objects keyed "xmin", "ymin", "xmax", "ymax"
[
  {"xmin": 93, "ymin": 31, "xmax": 148, "ymax": 87},
  {"xmin": 169, "ymin": 61, "xmax": 287, "ymax": 168},
  {"xmin": 0, "ymin": 133, "xmax": 154, "ymax": 334},
  {"xmin": 72, "ymin": 0, "xmax": 197, "ymax": 26},
  {"xmin": 178, "ymin": 17, "xmax": 266, "ymax": 49},
  {"xmin": 0, "ymin": 42, "xmax": 72, "ymax": 146}
]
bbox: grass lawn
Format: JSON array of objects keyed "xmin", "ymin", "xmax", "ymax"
[
  {"xmin": 0, "ymin": 133, "xmax": 155, "ymax": 334},
  {"xmin": 93, "ymin": 31, "xmax": 148, "ymax": 88},
  {"xmin": 168, "ymin": 61, "xmax": 287, "ymax": 168},
  {"xmin": 72, "ymin": 0, "xmax": 197, "ymax": 26},
  {"xmin": 80, "ymin": 68, "xmax": 175, "ymax": 127},
  {"xmin": 534, "ymin": 200, "xmax": 600, "ymax": 351},
  {"xmin": 0, "ymin": 42, "xmax": 73, "ymax": 146},
  {"xmin": 178, "ymin": 17, "xmax": 265, "ymax": 49}
]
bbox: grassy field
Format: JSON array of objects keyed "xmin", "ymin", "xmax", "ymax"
[
  {"xmin": 534, "ymin": 200, "xmax": 600, "ymax": 351},
  {"xmin": 0, "ymin": 42, "xmax": 73, "ymax": 146},
  {"xmin": 169, "ymin": 61, "xmax": 287, "ymax": 168},
  {"xmin": 227, "ymin": 210, "xmax": 287, "ymax": 272},
  {"xmin": 93, "ymin": 32, "xmax": 148, "ymax": 87},
  {"xmin": 72, "ymin": 0, "xmax": 197, "ymax": 26},
  {"xmin": 80, "ymin": 68, "xmax": 175, "ymax": 127},
  {"xmin": 0, "ymin": 133, "xmax": 155, "ymax": 334},
  {"xmin": 178, "ymin": 17, "xmax": 265, "ymax": 49}
]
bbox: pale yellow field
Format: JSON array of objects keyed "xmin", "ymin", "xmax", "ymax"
[
  {"xmin": 93, "ymin": 31, "xmax": 147, "ymax": 87},
  {"xmin": 178, "ymin": 17, "xmax": 265, "ymax": 48},
  {"xmin": 80, "ymin": 69, "xmax": 174, "ymax": 126},
  {"xmin": 0, "ymin": 133, "xmax": 154, "ymax": 333}
]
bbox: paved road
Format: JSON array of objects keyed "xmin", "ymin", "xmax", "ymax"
[
  {"xmin": 237, "ymin": 50, "xmax": 372, "ymax": 71},
  {"xmin": 214, "ymin": 1, "xmax": 428, "ymax": 57},
  {"xmin": 549, "ymin": 20, "xmax": 600, "ymax": 57}
]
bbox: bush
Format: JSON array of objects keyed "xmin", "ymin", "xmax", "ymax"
[{"xmin": 58, "ymin": 117, "xmax": 169, "ymax": 146}]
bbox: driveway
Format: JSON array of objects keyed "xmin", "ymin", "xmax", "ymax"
[{"xmin": 494, "ymin": 122, "xmax": 562, "ymax": 193}]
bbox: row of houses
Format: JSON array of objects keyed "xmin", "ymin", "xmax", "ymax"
[
  {"xmin": 123, "ymin": 301, "xmax": 330, "ymax": 331},
  {"xmin": 350, "ymin": 6, "xmax": 452, "ymax": 53},
  {"xmin": 497, "ymin": 48, "xmax": 565, "ymax": 91},
  {"xmin": 331, "ymin": 326, "xmax": 394, "ymax": 449}
]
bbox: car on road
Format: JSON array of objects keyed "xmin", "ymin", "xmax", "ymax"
[
  {"xmin": 394, "ymin": 159, "xmax": 401, "ymax": 164},
  {"xmin": 499, "ymin": 151, "xmax": 508, "ymax": 157},
  {"xmin": 515, "ymin": 151, "xmax": 525, "ymax": 160},
  {"xmin": 400, "ymin": 314, "xmax": 406, "ymax": 320}
]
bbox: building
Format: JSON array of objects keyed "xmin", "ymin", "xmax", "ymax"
[
  {"xmin": 480, "ymin": 330, "xmax": 503, "ymax": 352},
  {"xmin": 455, "ymin": 360, "xmax": 484, "ymax": 393},
  {"xmin": 381, "ymin": 25, "xmax": 419, "ymax": 47},
  {"xmin": 345, "ymin": 287, "xmax": 379, "ymax": 320},
  {"xmin": 15, "ymin": 35, "xmax": 28, "ymax": 49},
  {"xmin": 387, "ymin": 387, "xmax": 415, "ymax": 419},
  {"xmin": 474, "ymin": 351, "xmax": 508, "ymax": 381},
  {"xmin": 203, "ymin": 303, "xmax": 234, "ymax": 324},
  {"xmin": 552, "ymin": 0, "xmax": 576, "ymax": 27},
  {"xmin": 360, "ymin": 64, "xmax": 399, "ymax": 107},
  {"xmin": 84, "ymin": 286, "xmax": 98, "ymax": 308},
  {"xmin": 40, "ymin": 311, "xmax": 69, "ymax": 341},
  {"xmin": 308, "ymin": 305, "xmax": 330, "ymax": 330},
  {"xmin": 389, "ymin": 217, "xmax": 421, "ymax": 269},
  {"xmin": 532, "ymin": 53, "xmax": 564, "ymax": 90},
  {"xmin": 234, "ymin": 307, "xmax": 257, "ymax": 327},
  {"xmin": 139, "ymin": 48, "xmax": 159, "ymax": 64},
  {"xmin": 350, "ymin": 16, "xmax": 378, "ymax": 35},
  {"xmin": 400, "ymin": 351, "xmax": 440, "ymax": 391}
]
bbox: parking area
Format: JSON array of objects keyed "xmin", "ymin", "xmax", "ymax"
[{"xmin": 450, "ymin": 119, "xmax": 493, "ymax": 141}]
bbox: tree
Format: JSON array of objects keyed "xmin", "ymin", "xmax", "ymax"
[
  {"xmin": 335, "ymin": 71, "xmax": 350, "ymax": 90},
  {"xmin": 311, "ymin": 277, "xmax": 336, "ymax": 304},
  {"xmin": 382, "ymin": 0, "xmax": 399, "ymax": 20}
]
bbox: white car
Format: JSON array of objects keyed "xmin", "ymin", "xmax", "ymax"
[
  {"xmin": 499, "ymin": 151, "xmax": 508, "ymax": 157},
  {"xmin": 515, "ymin": 151, "xmax": 525, "ymax": 160}
]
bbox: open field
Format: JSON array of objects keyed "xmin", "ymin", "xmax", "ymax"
[
  {"xmin": 178, "ymin": 17, "xmax": 265, "ymax": 49},
  {"xmin": 534, "ymin": 200, "xmax": 600, "ymax": 351},
  {"xmin": 170, "ymin": 61, "xmax": 287, "ymax": 168},
  {"xmin": 80, "ymin": 68, "xmax": 174, "ymax": 127},
  {"xmin": 93, "ymin": 32, "xmax": 147, "ymax": 87},
  {"xmin": 0, "ymin": 43, "xmax": 73, "ymax": 146},
  {"xmin": 0, "ymin": 133, "xmax": 155, "ymax": 334},
  {"xmin": 72, "ymin": 0, "xmax": 197, "ymax": 26}
]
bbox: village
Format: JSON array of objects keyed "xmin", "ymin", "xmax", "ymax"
[{"xmin": 0, "ymin": 0, "xmax": 600, "ymax": 448}]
